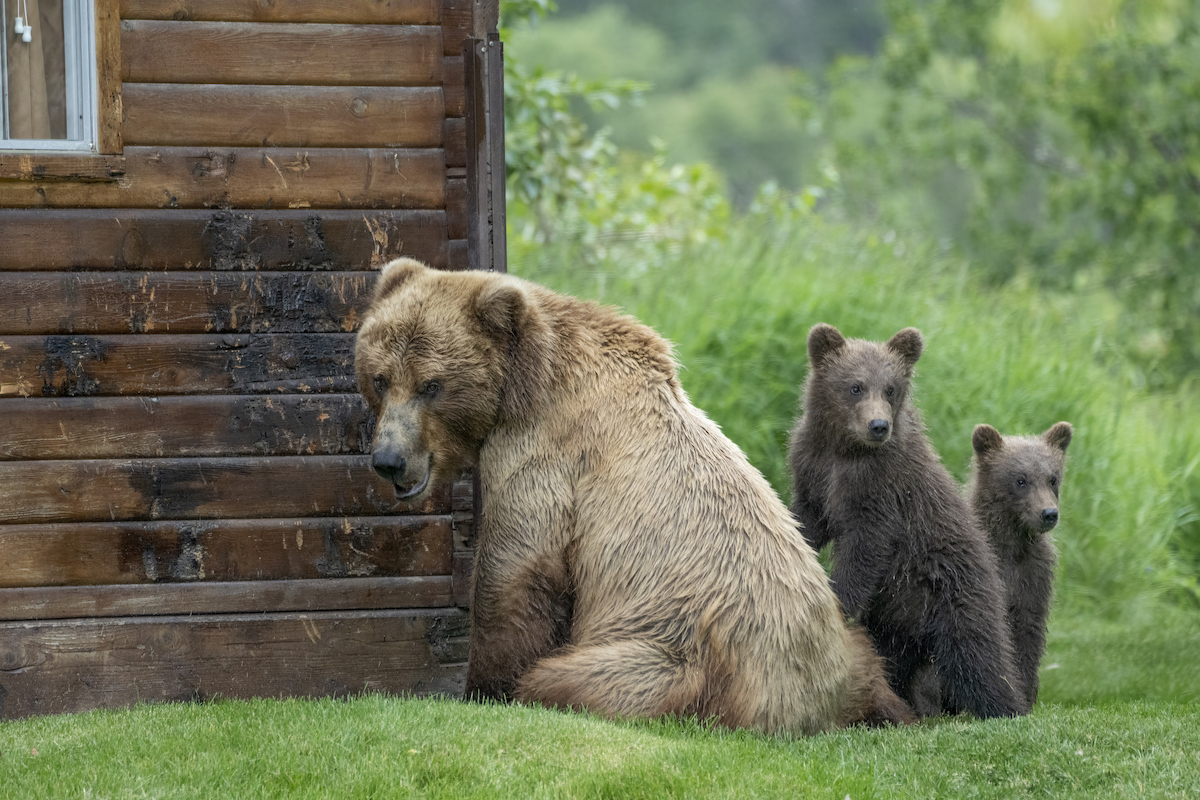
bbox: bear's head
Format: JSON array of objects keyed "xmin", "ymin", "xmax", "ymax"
[
  {"xmin": 804, "ymin": 323, "xmax": 924, "ymax": 449},
  {"xmin": 972, "ymin": 421, "xmax": 1073, "ymax": 535},
  {"xmin": 354, "ymin": 258, "xmax": 554, "ymax": 502}
]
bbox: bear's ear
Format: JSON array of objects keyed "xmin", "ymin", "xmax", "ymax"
[
  {"xmin": 475, "ymin": 278, "xmax": 554, "ymax": 423},
  {"xmin": 373, "ymin": 258, "xmax": 428, "ymax": 303},
  {"xmin": 972, "ymin": 424, "xmax": 1004, "ymax": 456},
  {"xmin": 1043, "ymin": 421, "xmax": 1073, "ymax": 452},
  {"xmin": 886, "ymin": 327, "xmax": 924, "ymax": 368},
  {"xmin": 807, "ymin": 323, "xmax": 846, "ymax": 368},
  {"xmin": 475, "ymin": 280, "xmax": 527, "ymax": 340}
]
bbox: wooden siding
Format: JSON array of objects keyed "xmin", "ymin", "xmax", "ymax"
[{"xmin": 0, "ymin": 0, "xmax": 499, "ymax": 720}]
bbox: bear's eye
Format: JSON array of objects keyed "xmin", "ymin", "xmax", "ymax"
[
  {"xmin": 886, "ymin": 386, "xmax": 895, "ymax": 397},
  {"xmin": 420, "ymin": 380, "xmax": 441, "ymax": 397},
  {"xmin": 850, "ymin": 384, "xmax": 861, "ymax": 395},
  {"xmin": 372, "ymin": 375, "xmax": 388, "ymax": 395},
  {"xmin": 1016, "ymin": 477, "xmax": 1027, "ymax": 487}
]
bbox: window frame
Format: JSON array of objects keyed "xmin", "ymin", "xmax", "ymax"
[{"xmin": 1, "ymin": 0, "xmax": 100, "ymax": 153}]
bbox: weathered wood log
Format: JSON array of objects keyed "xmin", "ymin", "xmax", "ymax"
[
  {"xmin": 0, "ymin": 455, "xmax": 459, "ymax": 524},
  {"xmin": 0, "ymin": 147, "xmax": 445, "ymax": 209},
  {"xmin": 120, "ymin": 0, "xmax": 442, "ymax": 24},
  {"xmin": 0, "ymin": 608, "xmax": 469, "ymax": 719},
  {"xmin": 122, "ymin": 22, "xmax": 442, "ymax": 86},
  {"xmin": 0, "ymin": 271, "xmax": 376, "ymax": 335},
  {"xmin": 0, "ymin": 209, "xmax": 449, "ymax": 271},
  {"xmin": 0, "ymin": 515, "xmax": 455, "ymax": 588}
]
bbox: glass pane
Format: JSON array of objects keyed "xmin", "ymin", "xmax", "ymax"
[{"xmin": 5, "ymin": 0, "xmax": 68, "ymax": 139}]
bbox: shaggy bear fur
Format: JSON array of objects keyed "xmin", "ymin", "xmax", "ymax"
[
  {"xmin": 354, "ymin": 259, "xmax": 915, "ymax": 735},
  {"xmin": 970, "ymin": 421, "xmax": 1073, "ymax": 709},
  {"xmin": 787, "ymin": 323, "xmax": 1025, "ymax": 718}
]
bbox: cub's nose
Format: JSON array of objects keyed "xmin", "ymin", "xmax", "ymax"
[
  {"xmin": 372, "ymin": 447, "xmax": 407, "ymax": 484},
  {"xmin": 868, "ymin": 419, "xmax": 890, "ymax": 440},
  {"xmin": 1041, "ymin": 508, "xmax": 1059, "ymax": 528}
]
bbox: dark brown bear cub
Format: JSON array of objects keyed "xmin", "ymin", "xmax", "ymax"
[
  {"xmin": 788, "ymin": 323, "xmax": 1025, "ymax": 718},
  {"xmin": 970, "ymin": 421, "xmax": 1073, "ymax": 709}
]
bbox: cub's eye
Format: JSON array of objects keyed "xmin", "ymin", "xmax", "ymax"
[
  {"xmin": 372, "ymin": 375, "xmax": 388, "ymax": 395},
  {"xmin": 850, "ymin": 384, "xmax": 861, "ymax": 395},
  {"xmin": 1016, "ymin": 477, "xmax": 1027, "ymax": 487},
  {"xmin": 886, "ymin": 386, "xmax": 895, "ymax": 397},
  {"xmin": 420, "ymin": 380, "xmax": 441, "ymax": 397},
  {"xmin": 1050, "ymin": 476, "xmax": 1058, "ymax": 488}
]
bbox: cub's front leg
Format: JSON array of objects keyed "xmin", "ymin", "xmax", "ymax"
[{"xmin": 463, "ymin": 514, "xmax": 573, "ymax": 702}]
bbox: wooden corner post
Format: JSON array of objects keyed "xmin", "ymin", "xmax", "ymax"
[{"xmin": 463, "ymin": 33, "xmax": 507, "ymax": 274}]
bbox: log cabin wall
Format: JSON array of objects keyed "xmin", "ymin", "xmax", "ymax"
[{"xmin": 0, "ymin": 0, "xmax": 501, "ymax": 719}]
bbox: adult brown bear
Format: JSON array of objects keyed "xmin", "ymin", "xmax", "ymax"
[{"xmin": 354, "ymin": 259, "xmax": 914, "ymax": 734}]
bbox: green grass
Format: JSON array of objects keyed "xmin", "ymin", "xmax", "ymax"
[{"xmin": 2, "ymin": 691, "xmax": 1198, "ymax": 799}]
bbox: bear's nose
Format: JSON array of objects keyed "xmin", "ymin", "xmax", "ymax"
[
  {"xmin": 868, "ymin": 419, "xmax": 890, "ymax": 440},
  {"xmin": 1041, "ymin": 508, "xmax": 1059, "ymax": 528},
  {"xmin": 372, "ymin": 447, "xmax": 407, "ymax": 485}
]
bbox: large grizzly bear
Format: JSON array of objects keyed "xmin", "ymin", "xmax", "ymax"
[
  {"xmin": 787, "ymin": 323, "xmax": 1025, "ymax": 718},
  {"xmin": 970, "ymin": 421, "xmax": 1073, "ymax": 709},
  {"xmin": 355, "ymin": 259, "xmax": 914, "ymax": 734}
]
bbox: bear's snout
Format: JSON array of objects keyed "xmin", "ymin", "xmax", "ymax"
[
  {"xmin": 372, "ymin": 446, "xmax": 407, "ymax": 485},
  {"xmin": 1040, "ymin": 507, "xmax": 1059, "ymax": 529},
  {"xmin": 868, "ymin": 419, "xmax": 890, "ymax": 441}
]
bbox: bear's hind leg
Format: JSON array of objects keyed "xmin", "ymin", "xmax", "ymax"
[{"xmin": 515, "ymin": 641, "xmax": 733, "ymax": 725}]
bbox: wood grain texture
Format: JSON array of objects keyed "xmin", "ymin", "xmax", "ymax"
[
  {"xmin": 122, "ymin": 22, "xmax": 442, "ymax": 86},
  {"xmin": 446, "ymin": 177, "xmax": 467, "ymax": 239},
  {"xmin": 0, "ymin": 154, "xmax": 126, "ymax": 182},
  {"xmin": 122, "ymin": 84, "xmax": 444, "ymax": 148},
  {"xmin": 0, "ymin": 271, "xmax": 375, "ymax": 335},
  {"xmin": 0, "ymin": 515, "xmax": 455, "ymax": 588},
  {"xmin": 120, "ymin": 0, "xmax": 442, "ymax": 24},
  {"xmin": 0, "ymin": 333, "xmax": 357, "ymax": 397},
  {"xmin": 0, "ymin": 394, "xmax": 373, "ymax": 460},
  {"xmin": 0, "ymin": 455, "xmax": 455, "ymax": 524},
  {"xmin": 96, "ymin": 0, "xmax": 124, "ymax": 153},
  {"xmin": 444, "ymin": 55, "xmax": 465, "ymax": 117},
  {"xmin": 444, "ymin": 117, "xmax": 466, "ymax": 168},
  {"xmin": 0, "ymin": 209, "xmax": 449, "ymax": 270},
  {"xmin": 0, "ymin": 576, "xmax": 454, "ymax": 619},
  {"xmin": 0, "ymin": 608, "xmax": 469, "ymax": 719},
  {"xmin": 0, "ymin": 147, "xmax": 445, "ymax": 209}
]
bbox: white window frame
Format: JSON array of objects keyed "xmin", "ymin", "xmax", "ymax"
[{"xmin": 1, "ymin": 0, "xmax": 98, "ymax": 152}]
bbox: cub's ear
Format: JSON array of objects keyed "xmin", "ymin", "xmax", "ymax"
[
  {"xmin": 972, "ymin": 424, "xmax": 1004, "ymax": 456},
  {"xmin": 1043, "ymin": 421, "xmax": 1074, "ymax": 452},
  {"xmin": 373, "ymin": 257, "xmax": 428, "ymax": 303},
  {"xmin": 807, "ymin": 323, "xmax": 846, "ymax": 368},
  {"xmin": 886, "ymin": 327, "xmax": 924, "ymax": 368},
  {"xmin": 474, "ymin": 279, "xmax": 527, "ymax": 340}
]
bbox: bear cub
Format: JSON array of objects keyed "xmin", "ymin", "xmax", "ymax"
[
  {"xmin": 788, "ymin": 323, "xmax": 1025, "ymax": 718},
  {"xmin": 970, "ymin": 421, "xmax": 1073, "ymax": 709}
]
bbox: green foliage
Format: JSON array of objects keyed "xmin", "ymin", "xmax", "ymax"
[
  {"xmin": 3, "ymin": 693, "xmax": 1200, "ymax": 799},
  {"xmin": 835, "ymin": 0, "xmax": 1200, "ymax": 384}
]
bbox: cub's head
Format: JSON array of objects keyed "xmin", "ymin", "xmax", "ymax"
[
  {"xmin": 804, "ymin": 323, "xmax": 924, "ymax": 449},
  {"xmin": 971, "ymin": 421, "xmax": 1073, "ymax": 535},
  {"xmin": 354, "ymin": 258, "xmax": 553, "ymax": 502}
]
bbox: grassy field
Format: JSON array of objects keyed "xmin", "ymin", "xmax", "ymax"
[{"xmin": 3, "ymin": 213, "xmax": 1197, "ymax": 798}]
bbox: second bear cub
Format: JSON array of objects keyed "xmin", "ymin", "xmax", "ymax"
[
  {"xmin": 788, "ymin": 323, "xmax": 1025, "ymax": 718},
  {"xmin": 970, "ymin": 421, "xmax": 1073, "ymax": 709}
]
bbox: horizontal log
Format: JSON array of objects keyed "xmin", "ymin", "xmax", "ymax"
[
  {"xmin": 0, "ymin": 394, "xmax": 374, "ymax": 460},
  {"xmin": 0, "ymin": 333, "xmax": 357, "ymax": 397},
  {"xmin": 0, "ymin": 455, "xmax": 460, "ymax": 524},
  {"xmin": 122, "ymin": 22, "xmax": 442, "ymax": 86},
  {"xmin": 0, "ymin": 576, "xmax": 454, "ymax": 620},
  {"xmin": 0, "ymin": 209, "xmax": 449, "ymax": 271},
  {"xmin": 0, "ymin": 147, "xmax": 445, "ymax": 209},
  {"xmin": 120, "ymin": 0, "xmax": 442, "ymax": 24},
  {"xmin": 445, "ymin": 116, "xmax": 466, "ymax": 168},
  {"xmin": 0, "ymin": 271, "xmax": 374, "ymax": 335},
  {"xmin": 123, "ymin": 84, "xmax": 444, "ymax": 148},
  {"xmin": 0, "ymin": 608, "xmax": 469, "ymax": 719},
  {"xmin": 0, "ymin": 515, "xmax": 454, "ymax": 588},
  {"xmin": 444, "ymin": 55, "xmax": 465, "ymax": 117},
  {"xmin": 0, "ymin": 154, "xmax": 126, "ymax": 183}
]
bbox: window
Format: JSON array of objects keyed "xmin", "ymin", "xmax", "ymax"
[{"xmin": 1, "ymin": 0, "xmax": 97, "ymax": 151}]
